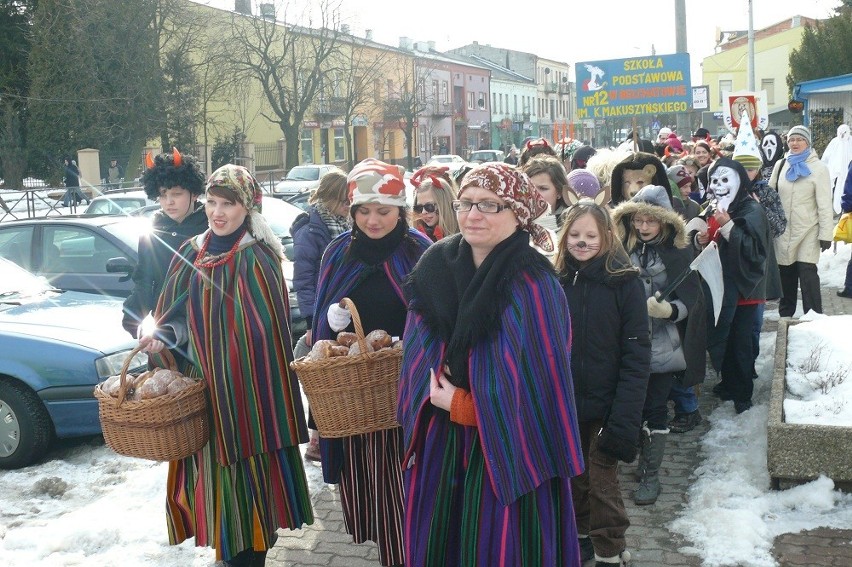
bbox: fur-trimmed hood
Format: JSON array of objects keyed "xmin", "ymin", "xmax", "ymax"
[{"xmin": 611, "ymin": 199, "xmax": 688, "ymax": 249}]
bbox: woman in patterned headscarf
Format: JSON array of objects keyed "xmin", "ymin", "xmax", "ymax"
[
  {"xmin": 311, "ymin": 158, "xmax": 432, "ymax": 567},
  {"xmin": 139, "ymin": 164, "xmax": 313, "ymax": 566},
  {"xmin": 400, "ymin": 162, "xmax": 585, "ymax": 566}
]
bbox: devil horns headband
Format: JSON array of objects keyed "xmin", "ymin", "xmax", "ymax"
[{"xmin": 144, "ymin": 147, "xmax": 183, "ymax": 170}]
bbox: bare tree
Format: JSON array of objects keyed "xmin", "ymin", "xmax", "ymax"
[
  {"xmin": 225, "ymin": 0, "xmax": 343, "ymax": 169},
  {"xmin": 385, "ymin": 58, "xmax": 429, "ymax": 170}
]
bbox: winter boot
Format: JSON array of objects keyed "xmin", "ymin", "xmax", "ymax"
[
  {"xmin": 594, "ymin": 549, "xmax": 631, "ymax": 566},
  {"xmin": 633, "ymin": 425, "xmax": 650, "ymax": 481},
  {"xmin": 633, "ymin": 428, "xmax": 668, "ymax": 505}
]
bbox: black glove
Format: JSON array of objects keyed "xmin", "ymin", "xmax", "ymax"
[
  {"xmin": 819, "ymin": 240, "xmax": 831, "ymax": 251},
  {"xmin": 596, "ymin": 428, "xmax": 638, "ymax": 463}
]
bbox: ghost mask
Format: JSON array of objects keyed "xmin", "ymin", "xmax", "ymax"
[
  {"xmin": 709, "ymin": 165, "xmax": 741, "ymax": 211},
  {"xmin": 761, "ymin": 135, "xmax": 779, "ymax": 163}
]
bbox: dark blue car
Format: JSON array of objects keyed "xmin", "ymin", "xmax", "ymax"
[{"xmin": 0, "ymin": 258, "xmax": 147, "ymax": 469}]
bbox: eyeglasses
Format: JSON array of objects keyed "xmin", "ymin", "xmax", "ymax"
[
  {"xmin": 413, "ymin": 202, "xmax": 438, "ymax": 214},
  {"xmin": 632, "ymin": 218, "xmax": 660, "ymax": 228},
  {"xmin": 452, "ymin": 200, "xmax": 507, "ymax": 214}
]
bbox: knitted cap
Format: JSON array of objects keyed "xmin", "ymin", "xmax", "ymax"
[
  {"xmin": 566, "ymin": 168, "xmax": 602, "ymax": 198},
  {"xmin": 787, "ymin": 125, "xmax": 811, "ymax": 146},
  {"xmin": 347, "ymin": 158, "xmax": 407, "ymax": 207},
  {"xmin": 732, "ymin": 111, "xmax": 764, "ymax": 170},
  {"xmin": 666, "ymin": 165, "xmax": 693, "ymax": 189}
]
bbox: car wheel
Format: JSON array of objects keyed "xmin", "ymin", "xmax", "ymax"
[{"xmin": 0, "ymin": 380, "xmax": 53, "ymax": 469}]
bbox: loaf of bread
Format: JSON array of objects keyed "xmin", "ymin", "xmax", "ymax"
[
  {"xmin": 329, "ymin": 345, "xmax": 350, "ymax": 357},
  {"xmin": 366, "ymin": 329, "xmax": 392, "ymax": 351},
  {"xmin": 336, "ymin": 332, "xmax": 358, "ymax": 347},
  {"xmin": 166, "ymin": 375, "xmax": 196, "ymax": 395},
  {"xmin": 348, "ymin": 340, "xmax": 375, "ymax": 356},
  {"xmin": 308, "ymin": 339, "xmax": 338, "ymax": 360}
]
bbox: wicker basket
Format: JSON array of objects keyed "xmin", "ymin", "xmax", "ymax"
[
  {"xmin": 94, "ymin": 346, "xmax": 209, "ymax": 461},
  {"xmin": 290, "ymin": 298, "xmax": 402, "ymax": 438}
]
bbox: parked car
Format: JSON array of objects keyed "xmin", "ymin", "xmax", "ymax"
[
  {"xmin": 426, "ymin": 154, "xmax": 468, "ymax": 174},
  {"xmin": 468, "ymin": 149, "xmax": 505, "ymax": 164},
  {"xmin": 84, "ymin": 190, "xmax": 156, "ymax": 216},
  {"xmin": 0, "ymin": 216, "xmax": 148, "ymax": 297},
  {"xmin": 272, "ymin": 164, "xmax": 338, "ymax": 200},
  {"xmin": 0, "ymin": 258, "xmax": 148, "ymax": 469}
]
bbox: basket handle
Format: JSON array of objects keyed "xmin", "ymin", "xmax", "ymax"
[
  {"xmin": 115, "ymin": 344, "xmax": 176, "ymax": 406},
  {"xmin": 339, "ymin": 297, "xmax": 369, "ymax": 354}
]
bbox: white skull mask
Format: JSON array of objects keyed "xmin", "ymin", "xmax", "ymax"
[
  {"xmin": 761, "ymin": 136, "xmax": 778, "ymax": 162},
  {"xmin": 709, "ymin": 166, "xmax": 740, "ymax": 211}
]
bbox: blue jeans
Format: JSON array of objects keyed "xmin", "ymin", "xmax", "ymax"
[{"xmin": 669, "ymin": 382, "xmax": 699, "ymax": 414}]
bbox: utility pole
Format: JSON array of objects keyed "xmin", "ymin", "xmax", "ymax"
[
  {"xmin": 674, "ymin": 0, "xmax": 689, "ymax": 136},
  {"xmin": 747, "ymin": 0, "xmax": 756, "ymax": 90}
]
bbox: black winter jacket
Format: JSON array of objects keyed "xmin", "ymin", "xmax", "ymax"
[
  {"xmin": 560, "ymin": 254, "xmax": 651, "ymax": 447},
  {"xmin": 121, "ymin": 204, "xmax": 208, "ymax": 336}
]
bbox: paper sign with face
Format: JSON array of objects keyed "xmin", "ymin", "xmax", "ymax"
[
  {"xmin": 709, "ymin": 165, "xmax": 740, "ymax": 211},
  {"xmin": 622, "ymin": 165, "xmax": 658, "ymax": 200}
]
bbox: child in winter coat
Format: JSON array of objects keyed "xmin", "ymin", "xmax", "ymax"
[
  {"xmin": 555, "ymin": 200, "xmax": 650, "ymax": 566},
  {"xmin": 613, "ymin": 185, "xmax": 705, "ymax": 506}
]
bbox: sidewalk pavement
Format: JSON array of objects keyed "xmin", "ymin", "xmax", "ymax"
[{"xmin": 266, "ymin": 286, "xmax": 852, "ymax": 567}]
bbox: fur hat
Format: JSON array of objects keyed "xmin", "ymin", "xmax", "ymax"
[
  {"xmin": 787, "ymin": 125, "xmax": 811, "ymax": 146},
  {"xmin": 140, "ymin": 148, "xmax": 205, "ymax": 201},
  {"xmin": 732, "ymin": 112, "xmax": 764, "ymax": 170},
  {"xmin": 347, "ymin": 158, "xmax": 407, "ymax": 207},
  {"xmin": 693, "ymin": 127, "xmax": 710, "ymax": 140}
]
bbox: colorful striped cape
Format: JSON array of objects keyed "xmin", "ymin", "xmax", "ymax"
[
  {"xmin": 399, "ymin": 270, "xmax": 585, "ymax": 506},
  {"xmin": 155, "ymin": 233, "xmax": 308, "ymax": 466}
]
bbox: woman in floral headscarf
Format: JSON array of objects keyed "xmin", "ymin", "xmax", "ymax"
[
  {"xmin": 400, "ymin": 162, "xmax": 585, "ymax": 566},
  {"xmin": 140, "ymin": 164, "xmax": 313, "ymax": 566}
]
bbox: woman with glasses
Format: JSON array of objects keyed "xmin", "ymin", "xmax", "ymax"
[
  {"xmin": 312, "ymin": 159, "xmax": 431, "ymax": 567},
  {"xmin": 400, "ymin": 162, "xmax": 584, "ymax": 566},
  {"xmin": 612, "ymin": 185, "xmax": 705, "ymax": 507},
  {"xmin": 290, "ymin": 167, "xmax": 350, "ymax": 461},
  {"xmin": 410, "ymin": 165, "xmax": 459, "ymax": 242}
]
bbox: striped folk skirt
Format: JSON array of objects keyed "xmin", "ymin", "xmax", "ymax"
[
  {"xmin": 338, "ymin": 427, "xmax": 406, "ymax": 566},
  {"xmin": 165, "ymin": 441, "xmax": 314, "ymax": 562},
  {"xmin": 404, "ymin": 413, "xmax": 581, "ymax": 567}
]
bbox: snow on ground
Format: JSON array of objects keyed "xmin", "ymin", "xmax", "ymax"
[{"xmin": 0, "ymin": 244, "xmax": 850, "ymax": 566}]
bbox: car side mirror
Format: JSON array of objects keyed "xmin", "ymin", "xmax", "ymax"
[{"xmin": 106, "ymin": 256, "xmax": 134, "ymax": 281}]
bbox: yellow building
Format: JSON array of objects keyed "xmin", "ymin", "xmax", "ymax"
[
  {"xmin": 179, "ymin": 1, "xmax": 414, "ymax": 173},
  {"xmin": 702, "ymin": 16, "xmax": 818, "ymax": 131}
]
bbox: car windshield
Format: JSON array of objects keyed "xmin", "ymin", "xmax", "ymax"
[
  {"xmin": 100, "ymin": 218, "xmax": 152, "ymax": 250},
  {"xmin": 261, "ymin": 197, "xmax": 303, "ymax": 258},
  {"xmin": 0, "ymin": 258, "xmax": 54, "ymax": 299},
  {"xmin": 286, "ymin": 167, "xmax": 320, "ymax": 181}
]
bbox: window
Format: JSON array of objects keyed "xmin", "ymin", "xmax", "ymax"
[
  {"xmin": 373, "ymin": 79, "xmax": 381, "ymax": 104},
  {"xmin": 387, "ymin": 79, "xmax": 394, "ymax": 98},
  {"xmin": 0, "ymin": 225, "xmax": 34, "ymax": 270},
  {"xmin": 333, "ymin": 128, "xmax": 345, "ymax": 162},
  {"xmin": 513, "ymin": 94, "xmax": 518, "ymax": 114},
  {"xmin": 761, "ymin": 78, "xmax": 775, "ymax": 105},
  {"xmin": 432, "ymin": 80, "xmax": 439, "ymax": 104},
  {"xmin": 719, "ymin": 79, "xmax": 732, "ymax": 104},
  {"xmin": 301, "ymin": 129, "xmax": 314, "ymax": 163},
  {"xmin": 441, "ymin": 81, "xmax": 449, "ymax": 103},
  {"xmin": 478, "ymin": 92, "xmax": 486, "ymax": 110},
  {"xmin": 493, "ymin": 92, "xmax": 497, "ymax": 111},
  {"xmin": 467, "ymin": 91, "xmax": 475, "ymax": 110},
  {"xmin": 44, "ymin": 226, "xmax": 123, "ymax": 275}
]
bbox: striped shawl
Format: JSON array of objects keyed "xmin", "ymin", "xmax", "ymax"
[
  {"xmin": 155, "ymin": 233, "xmax": 308, "ymax": 466},
  {"xmin": 399, "ymin": 262, "xmax": 584, "ymax": 506}
]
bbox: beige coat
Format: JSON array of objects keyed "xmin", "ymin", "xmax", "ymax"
[{"xmin": 770, "ymin": 151, "xmax": 833, "ymax": 265}]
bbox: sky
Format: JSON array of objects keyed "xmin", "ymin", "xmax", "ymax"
[
  {"xmin": 197, "ymin": 0, "xmax": 844, "ymax": 83},
  {"xmin": 0, "ymin": 241, "xmax": 850, "ymax": 566}
]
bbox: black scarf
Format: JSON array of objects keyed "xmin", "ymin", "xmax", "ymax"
[
  {"xmin": 349, "ymin": 220, "xmax": 407, "ymax": 266},
  {"xmin": 406, "ymin": 229, "xmax": 554, "ymax": 389}
]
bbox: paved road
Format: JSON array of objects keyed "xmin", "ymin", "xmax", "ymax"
[{"xmin": 266, "ymin": 286, "xmax": 852, "ymax": 567}]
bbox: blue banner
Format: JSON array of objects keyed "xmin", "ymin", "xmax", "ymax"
[{"xmin": 575, "ymin": 53, "xmax": 692, "ymax": 118}]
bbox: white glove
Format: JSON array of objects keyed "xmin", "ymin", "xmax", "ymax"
[
  {"xmin": 646, "ymin": 294, "xmax": 673, "ymax": 319},
  {"xmin": 327, "ymin": 303, "xmax": 352, "ymax": 332}
]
